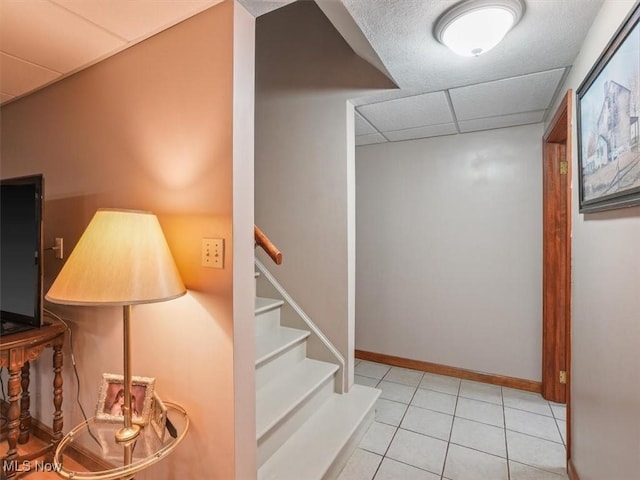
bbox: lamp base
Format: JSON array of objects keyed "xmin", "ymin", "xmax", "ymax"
[{"xmin": 115, "ymin": 424, "xmax": 141, "ymax": 443}]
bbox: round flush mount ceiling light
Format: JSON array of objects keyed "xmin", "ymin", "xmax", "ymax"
[{"xmin": 435, "ymin": 0, "xmax": 524, "ymax": 57}]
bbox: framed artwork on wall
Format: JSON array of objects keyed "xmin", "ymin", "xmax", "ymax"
[{"xmin": 577, "ymin": 4, "xmax": 640, "ymax": 213}]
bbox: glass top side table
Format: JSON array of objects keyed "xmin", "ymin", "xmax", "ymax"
[{"xmin": 54, "ymin": 402, "xmax": 188, "ymax": 480}]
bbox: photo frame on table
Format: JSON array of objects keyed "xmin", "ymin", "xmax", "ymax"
[
  {"xmin": 577, "ymin": 4, "xmax": 640, "ymax": 213},
  {"xmin": 150, "ymin": 392, "xmax": 168, "ymax": 442},
  {"xmin": 95, "ymin": 373, "xmax": 155, "ymax": 426}
]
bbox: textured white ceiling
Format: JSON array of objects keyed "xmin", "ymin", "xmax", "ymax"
[
  {"xmin": 344, "ymin": 0, "xmax": 605, "ymax": 144},
  {"xmin": 355, "ymin": 112, "xmax": 377, "ymax": 136},
  {"xmin": 0, "ymin": 0, "xmax": 606, "ymax": 144},
  {"xmin": 344, "ymin": 0, "xmax": 602, "ymax": 91},
  {"xmin": 357, "ymin": 91, "xmax": 453, "ymax": 132},
  {"xmin": 450, "ymin": 69, "xmax": 566, "ymax": 120}
]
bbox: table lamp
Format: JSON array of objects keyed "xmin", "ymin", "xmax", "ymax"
[{"xmin": 46, "ymin": 209, "xmax": 185, "ymax": 449}]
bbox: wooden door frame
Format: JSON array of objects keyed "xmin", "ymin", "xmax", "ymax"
[{"xmin": 542, "ymin": 89, "xmax": 573, "ymax": 464}]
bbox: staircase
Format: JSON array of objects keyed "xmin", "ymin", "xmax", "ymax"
[{"xmin": 255, "ymin": 276, "xmax": 380, "ymax": 480}]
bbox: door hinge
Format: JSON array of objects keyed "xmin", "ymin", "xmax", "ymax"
[
  {"xmin": 559, "ymin": 370, "xmax": 567, "ymax": 384},
  {"xmin": 560, "ymin": 161, "xmax": 568, "ymax": 175}
]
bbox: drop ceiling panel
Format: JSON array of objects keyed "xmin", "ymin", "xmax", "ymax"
[
  {"xmin": 355, "ymin": 133, "xmax": 387, "ymax": 146},
  {"xmin": 0, "ymin": 0, "xmax": 124, "ymax": 73},
  {"xmin": 355, "ymin": 111, "xmax": 377, "ymax": 135},
  {"xmin": 450, "ymin": 69, "xmax": 565, "ymax": 121},
  {"xmin": 51, "ymin": 0, "xmax": 223, "ymax": 41},
  {"xmin": 357, "ymin": 91, "xmax": 453, "ymax": 132},
  {"xmin": 458, "ymin": 110, "xmax": 545, "ymax": 133},
  {"xmin": 385, "ymin": 123, "xmax": 457, "ymax": 142},
  {"xmin": 0, "ymin": 53, "xmax": 60, "ymax": 97},
  {"xmin": 351, "ymin": 89, "xmax": 422, "ymax": 107}
]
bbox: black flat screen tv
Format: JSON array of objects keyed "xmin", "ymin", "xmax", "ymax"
[{"xmin": 0, "ymin": 174, "xmax": 44, "ymax": 335}]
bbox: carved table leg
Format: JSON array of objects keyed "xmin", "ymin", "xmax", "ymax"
[
  {"xmin": 48, "ymin": 341, "xmax": 64, "ymax": 463},
  {"xmin": 19, "ymin": 361, "xmax": 31, "ymax": 444},
  {"xmin": 5, "ymin": 366, "xmax": 22, "ymax": 479}
]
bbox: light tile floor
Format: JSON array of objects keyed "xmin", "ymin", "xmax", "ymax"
[{"xmin": 338, "ymin": 360, "xmax": 568, "ymax": 480}]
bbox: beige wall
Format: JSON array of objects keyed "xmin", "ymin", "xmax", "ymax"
[
  {"xmin": 254, "ymin": 1, "xmax": 394, "ymax": 388},
  {"xmin": 0, "ymin": 2, "xmax": 256, "ymax": 479},
  {"xmin": 548, "ymin": 1, "xmax": 640, "ymax": 478},
  {"xmin": 356, "ymin": 123, "xmax": 544, "ymax": 381}
]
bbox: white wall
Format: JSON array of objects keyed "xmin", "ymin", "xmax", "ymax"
[
  {"xmin": 254, "ymin": 1, "xmax": 394, "ymax": 387},
  {"xmin": 548, "ymin": 1, "xmax": 640, "ymax": 478},
  {"xmin": 232, "ymin": 4, "xmax": 257, "ymax": 478},
  {"xmin": 356, "ymin": 123, "xmax": 543, "ymax": 381}
]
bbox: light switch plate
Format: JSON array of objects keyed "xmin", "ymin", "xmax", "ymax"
[{"xmin": 202, "ymin": 238, "xmax": 224, "ymax": 268}]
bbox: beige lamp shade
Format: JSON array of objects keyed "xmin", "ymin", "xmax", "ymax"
[{"xmin": 46, "ymin": 209, "xmax": 186, "ymax": 306}]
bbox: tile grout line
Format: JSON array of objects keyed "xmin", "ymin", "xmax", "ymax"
[
  {"xmin": 352, "ymin": 364, "xmax": 394, "ymax": 479},
  {"xmin": 364, "ymin": 371, "xmax": 391, "ymax": 480},
  {"xmin": 439, "ymin": 377, "xmax": 462, "ymax": 480},
  {"xmin": 506, "ymin": 432, "xmax": 565, "ymax": 445},
  {"xmin": 370, "ymin": 367, "xmax": 424, "ymax": 480},
  {"xmin": 502, "ymin": 386, "xmax": 511, "ymax": 480},
  {"xmin": 550, "ymin": 403, "xmax": 568, "ymax": 448}
]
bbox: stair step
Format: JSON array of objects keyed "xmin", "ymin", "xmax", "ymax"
[
  {"xmin": 257, "ymin": 361, "xmax": 336, "ymax": 467},
  {"xmin": 255, "ymin": 297, "xmax": 285, "ymax": 335},
  {"xmin": 256, "ymin": 326, "xmax": 310, "ymax": 366},
  {"xmin": 257, "ymin": 358, "xmax": 338, "ymax": 440},
  {"xmin": 258, "ymin": 385, "xmax": 381, "ymax": 480},
  {"xmin": 255, "ymin": 296, "xmax": 283, "ymax": 315},
  {"xmin": 256, "ymin": 341, "xmax": 306, "ymax": 390}
]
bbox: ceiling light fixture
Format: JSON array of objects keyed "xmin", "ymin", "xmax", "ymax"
[{"xmin": 435, "ymin": 0, "xmax": 524, "ymax": 57}]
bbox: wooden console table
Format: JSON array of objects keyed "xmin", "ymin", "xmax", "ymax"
[{"xmin": 0, "ymin": 319, "xmax": 66, "ymax": 479}]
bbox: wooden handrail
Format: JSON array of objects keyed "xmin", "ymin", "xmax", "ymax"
[{"xmin": 254, "ymin": 225, "xmax": 282, "ymax": 265}]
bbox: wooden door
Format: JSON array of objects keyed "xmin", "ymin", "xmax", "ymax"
[{"xmin": 542, "ymin": 90, "xmax": 572, "ymax": 456}]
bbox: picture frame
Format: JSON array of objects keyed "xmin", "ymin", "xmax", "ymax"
[
  {"xmin": 150, "ymin": 392, "xmax": 168, "ymax": 442},
  {"xmin": 577, "ymin": 4, "xmax": 640, "ymax": 213},
  {"xmin": 95, "ymin": 373, "xmax": 155, "ymax": 426}
]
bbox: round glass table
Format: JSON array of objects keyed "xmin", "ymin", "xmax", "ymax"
[{"xmin": 54, "ymin": 402, "xmax": 189, "ymax": 480}]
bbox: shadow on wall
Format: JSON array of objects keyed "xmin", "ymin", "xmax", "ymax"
[{"xmin": 256, "ymin": 1, "xmax": 396, "ymax": 92}]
